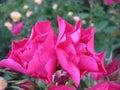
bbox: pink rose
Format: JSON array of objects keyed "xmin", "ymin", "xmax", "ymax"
[
  {"xmin": 86, "ymin": 81, "xmax": 120, "ymax": 90},
  {"xmin": 0, "ymin": 21, "xmax": 57, "ymax": 84},
  {"xmin": 55, "ymin": 16, "xmax": 106, "ymax": 86},
  {"xmin": 105, "ymin": 0, "xmax": 120, "ymax": 5},
  {"xmin": 12, "ymin": 21, "xmax": 23, "ymax": 35},
  {"xmin": 91, "ymin": 72, "xmax": 104, "ymax": 82},
  {"xmin": 92, "ymin": 58, "xmax": 119, "ymax": 81},
  {"xmin": 48, "ymin": 85, "xmax": 76, "ymax": 90}
]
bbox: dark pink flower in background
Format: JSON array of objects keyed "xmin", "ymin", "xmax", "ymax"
[
  {"xmin": 92, "ymin": 58, "xmax": 119, "ymax": 81},
  {"xmin": 54, "ymin": 70, "xmax": 69, "ymax": 85},
  {"xmin": 48, "ymin": 85, "xmax": 76, "ymax": 90},
  {"xmin": 105, "ymin": 0, "xmax": 120, "ymax": 5},
  {"xmin": 105, "ymin": 58, "xmax": 119, "ymax": 75},
  {"xmin": 56, "ymin": 16, "xmax": 106, "ymax": 87},
  {"xmin": 86, "ymin": 81, "xmax": 120, "ymax": 90},
  {"xmin": 12, "ymin": 21, "xmax": 23, "ymax": 35},
  {"xmin": 0, "ymin": 21, "xmax": 57, "ymax": 84},
  {"xmin": 106, "ymin": 0, "xmax": 114, "ymax": 5}
]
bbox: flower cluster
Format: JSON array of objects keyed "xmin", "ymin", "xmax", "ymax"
[{"xmin": 0, "ymin": 16, "xmax": 120, "ymax": 90}]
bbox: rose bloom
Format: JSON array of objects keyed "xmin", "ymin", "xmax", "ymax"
[
  {"xmin": 0, "ymin": 77, "xmax": 7, "ymax": 90},
  {"xmin": 4, "ymin": 21, "xmax": 12, "ymax": 30},
  {"xmin": 0, "ymin": 21, "xmax": 57, "ymax": 84},
  {"xmin": 11, "ymin": 21, "xmax": 23, "ymax": 35},
  {"xmin": 56, "ymin": 16, "xmax": 106, "ymax": 86},
  {"xmin": 34, "ymin": 0, "xmax": 43, "ymax": 5},
  {"xmin": 48, "ymin": 85, "xmax": 76, "ymax": 90},
  {"xmin": 86, "ymin": 81, "xmax": 120, "ymax": 90},
  {"xmin": 10, "ymin": 11, "xmax": 22, "ymax": 22},
  {"xmin": 105, "ymin": 0, "xmax": 120, "ymax": 5}
]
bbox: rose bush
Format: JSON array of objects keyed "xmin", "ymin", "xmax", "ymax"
[
  {"xmin": 1, "ymin": 0, "xmax": 120, "ymax": 89},
  {"xmin": 48, "ymin": 85, "xmax": 76, "ymax": 90},
  {"xmin": 0, "ymin": 16, "xmax": 108, "ymax": 89}
]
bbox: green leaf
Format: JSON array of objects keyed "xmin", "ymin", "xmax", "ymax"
[
  {"xmin": 95, "ymin": 21, "xmax": 109, "ymax": 32},
  {"xmin": 104, "ymin": 26, "xmax": 116, "ymax": 34}
]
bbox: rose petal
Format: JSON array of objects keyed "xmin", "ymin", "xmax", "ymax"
[
  {"xmin": 45, "ymin": 58, "xmax": 57, "ymax": 83},
  {"xmin": 12, "ymin": 38, "xmax": 28, "ymax": 50},
  {"xmin": 96, "ymin": 52, "xmax": 107, "ymax": 74},
  {"xmin": 57, "ymin": 16, "xmax": 74, "ymax": 41},
  {"xmin": 0, "ymin": 58, "xmax": 26, "ymax": 73},
  {"xmin": 78, "ymin": 55, "xmax": 98, "ymax": 72},
  {"xmin": 106, "ymin": 58, "xmax": 119, "ymax": 75},
  {"xmin": 56, "ymin": 50, "xmax": 80, "ymax": 87},
  {"xmin": 87, "ymin": 82, "xmax": 120, "ymax": 90},
  {"xmin": 29, "ymin": 21, "xmax": 51, "ymax": 41}
]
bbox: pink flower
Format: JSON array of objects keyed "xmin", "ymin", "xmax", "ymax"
[
  {"xmin": 105, "ymin": 0, "xmax": 114, "ymax": 5},
  {"xmin": 55, "ymin": 16, "xmax": 106, "ymax": 87},
  {"xmin": 86, "ymin": 81, "xmax": 120, "ymax": 90},
  {"xmin": 48, "ymin": 85, "xmax": 76, "ymax": 90},
  {"xmin": 19, "ymin": 81, "xmax": 34, "ymax": 90},
  {"xmin": 105, "ymin": 0, "xmax": 120, "ymax": 5},
  {"xmin": 11, "ymin": 21, "xmax": 23, "ymax": 35},
  {"xmin": 0, "ymin": 21, "xmax": 57, "ymax": 84},
  {"xmin": 105, "ymin": 58, "xmax": 119, "ymax": 75},
  {"xmin": 92, "ymin": 58, "xmax": 119, "ymax": 81}
]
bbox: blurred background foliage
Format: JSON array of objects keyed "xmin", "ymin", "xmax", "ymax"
[{"xmin": 0, "ymin": 0, "xmax": 120, "ymax": 89}]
